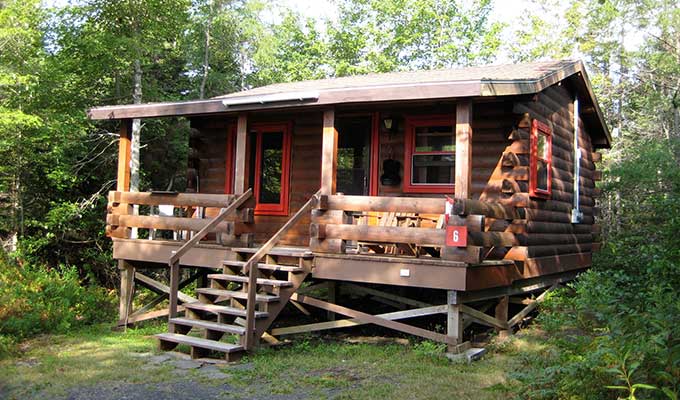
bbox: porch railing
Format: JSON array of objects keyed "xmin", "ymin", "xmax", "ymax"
[
  {"xmin": 309, "ymin": 194, "xmax": 522, "ymax": 263},
  {"xmin": 106, "ymin": 191, "xmax": 254, "ymax": 242}
]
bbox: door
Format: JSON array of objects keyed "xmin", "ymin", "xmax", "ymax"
[{"xmin": 336, "ymin": 116, "xmax": 372, "ymax": 195}]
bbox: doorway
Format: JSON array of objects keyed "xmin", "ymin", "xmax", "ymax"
[{"xmin": 336, "ymin": 116, "xmax": 373, "ymax": 195}]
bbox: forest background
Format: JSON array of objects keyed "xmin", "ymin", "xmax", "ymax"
[{"xmin": 0, "ymin": 0, "xmax": 679, "ymax": 399}]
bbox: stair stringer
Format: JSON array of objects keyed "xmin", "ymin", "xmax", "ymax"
[{"xmin": 250, "ymin": 257, "xmax": 312, "ymax": 345}]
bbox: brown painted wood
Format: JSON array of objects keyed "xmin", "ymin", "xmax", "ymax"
[
  {"xmin": 110, "ymin": 191, "xmax": 235, "ymax": 208},
  {"xmin": 234, "ymin": 114, "xmax": 248, "ymax": 194},
  {"xmin": 324, "ymin": 195, "xmax": 445, "ymax": 214},
  {"xmin": 169, "ymin": 189, "xmax": 252, "ymax": 265},
  {"xmin": 321, "ymin": 109, "xmax": 338, "ymax": 195},
  {"xmin": 291, "ymin": 293, "xmax": 457, "ymax": 345},
  {"xmin": 117, "ymin": 120, "xmax": 132, "ymax": 192},
  {"xmin": 455, "ymin": 101, "xmax": 473, "ymax": 199}
]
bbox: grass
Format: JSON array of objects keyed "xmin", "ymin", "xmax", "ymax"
[{"xmin": 0, "ymin": 322, "xmax": 552, "ymax": 399}]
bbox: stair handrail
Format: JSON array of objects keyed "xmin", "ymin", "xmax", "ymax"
[
  {"xmin": 243, "ymin": 189, "xmax": 321, "ymax": 350},
  {"xmin": 167, "ymin": 189, "xmax": 252, "ymax": 321}
]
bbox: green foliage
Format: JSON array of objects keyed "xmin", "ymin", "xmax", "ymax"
[
  {"xmin": 0, "ymin": 250, "xmax": 115, "ymax": 357},
  {"xmin": 511, "ymin": 141, "xmax": 680, "ymax": 399}
]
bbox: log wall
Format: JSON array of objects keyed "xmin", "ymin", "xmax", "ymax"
[{"xmin": 190, "ymin": 112, "xmax": 323, "ymax": 246}]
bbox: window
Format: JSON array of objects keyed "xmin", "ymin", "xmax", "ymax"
[
  {"xmin": 248, "ymin": 123, "xmax": 291, "ymax": 215},
  {"xmin": 403, "ymin": 116, "xmax": 455, "ymax": 193},
  {"xmin": 530, "ymin": 119, "xmax": 552, "ymax": 198}
]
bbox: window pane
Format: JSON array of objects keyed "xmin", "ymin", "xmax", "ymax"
[
  {"xmin": 536, "ymin": 159, "xmax": 549, "ymax": 191},
  {"xmin": 412, "ymin": 154, "xmax": 454, "ymax": 184},
  {"xmin": 537, "ymin": 133, "xmax": 548, "ymax": 159},
  {"xmin": 414, "ymin": 125, "xmax": 454, "ymax": 152},
  {"xmin": 259, "ymin": 132, "xmax": 283, "ymax": 204}
]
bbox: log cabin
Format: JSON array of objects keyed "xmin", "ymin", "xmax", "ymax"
[{"xmin": 89, "ymin": 59, "xmax": 610, "ymax": 359}]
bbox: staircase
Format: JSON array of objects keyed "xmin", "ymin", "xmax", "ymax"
[
  {"xmin": 156, "ymin": 247, "xmax": 312, "ymax": 360},
  {"xmin": 155, "ymin": 190, "xmax": 319, "ymax": 361}
]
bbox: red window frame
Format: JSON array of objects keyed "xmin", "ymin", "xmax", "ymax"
[
  {"xmin": 529, "ymin": 119, "xmax": 553, "ymax": 198},
  {"xmin": 224, "ymin": 125, "xmax": 235, "ymax": 194},
  {"xmin": 403, "ymin": 115, "xmax": 456, "ymax": 193},
  {"xmin": 251, "ymin": 122, "xmax": 292, "ymax": 216}
]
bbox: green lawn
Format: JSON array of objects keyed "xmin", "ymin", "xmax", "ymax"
[{"xmin": 0, "ymin": 322, "xmax": 546, "ymax": 399}]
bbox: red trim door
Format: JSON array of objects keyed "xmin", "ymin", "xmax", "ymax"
[{"xmin": 251, "ymin": 123, "xmax": 292, "ymax": 216}]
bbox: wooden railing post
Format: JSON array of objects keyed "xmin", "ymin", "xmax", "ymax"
[
  {"xmin": 168, "ymin": 260, "xmax": 180, "ymax": 327},
  {"xmin": 321, "ymin": 109, "xmax": 338, "ymax": 195},
  {"xmin": 455, "ymin": 101, "xmax": 472, "ymax": 199},
  {"xmin": 243, "ymin": 190, "xmax": 320, "ymax": 350},
  {"xmin": 233, "ymin": 114, "xmax": 248, "ymax": 195},
  {"xmin": 166, "ymin": 189, "xmax": 252, "ymax": 327}
]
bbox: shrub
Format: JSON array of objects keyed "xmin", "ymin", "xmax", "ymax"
[
  {"xmin": 511, "ymin": 141, "xmax": 680, "ymax": 399},
  {"xmin": 0, "ymin": 249, "xmax": 115, "ymax": 356}
]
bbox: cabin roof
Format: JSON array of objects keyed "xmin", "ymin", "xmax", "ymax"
[{"xmin": 88, "ymin": 59, "xmax": 610, "ymax": 147}]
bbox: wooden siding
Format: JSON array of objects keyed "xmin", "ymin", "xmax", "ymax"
[{"xmin": 190, "ymin": 113, "xmax": 323, "ymax": 246}]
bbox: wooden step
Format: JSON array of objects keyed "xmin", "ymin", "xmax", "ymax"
[
  {"xmin": 223, "ymin": 260, "xmax": 304, "ymax": 273},
  {"xmin": 155, "ymin": 333, "xmax": 244, "ymax": 354},
  {"xmin": 170, "ymin": 317, "xmax": 246, "ymax": 335},
  {"xmin": 229, "ymin": 246, "xmax": 314, "ymax": 258},
  {"xmin": 208, "ymin": 273, "xmax": 293, "ymax": 287},
  {"xmin": 184, "ymin": 302, "xmax": 269, "ymax": 319},
  {"xmin": 196, "ymin": 287, "xmax": 280, "ymax": 302}
]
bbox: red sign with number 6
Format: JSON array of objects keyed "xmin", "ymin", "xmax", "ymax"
[{"xmin": 445, "ymin": 225, "xmax": 467, "ymax": 247}]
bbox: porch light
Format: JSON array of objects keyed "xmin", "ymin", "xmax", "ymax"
[{"xmin": 383, "ymin": 118, "xmax": 393, "ymax": 130}]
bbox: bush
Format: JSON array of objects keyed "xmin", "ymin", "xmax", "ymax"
[
  {"xmin": 0, "ymin": 249, "xmax": 115, "ymax": 356},
  {"xmin": 511, "ymin": 141, "xmax": 680, "ymax": 400}
]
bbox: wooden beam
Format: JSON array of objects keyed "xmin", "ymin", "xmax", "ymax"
[
  {"xmin": 291, "ymin": 293, "xmax": 457, "ymax": 345},
  {"xmin": 342, "ymin": 283, "xmax": 432, "ymax": 309},
  {"xmin": 455, "ymin": 101, "xmax": 472, "ymax": 199},
  {"xmin": 323, "ymin": 195, "xmax": 445, "ymax": 214},
  {"xmin": 117, "ymin": 120, "xmax": 132, "ymax": 192},
  {"xmin": 321, "ymin": 109, "xmax": 338, "ymax": 195},
  {"xmin": 507, "ymin": 284, "xmax": 557, "ymax": 327},
  {"xmin": 460, "ymin": 304, "xmax": 508, "ymax": 330},
  {"xmin": 271, "ymin": 305, "xmax": 447, "ymax": 336},
  {"xmin": 233, "ymin": 113, "xmax": 248, "ymax": 194},
  {"xmin": 109, "ymin": 191, "xmax": 235, "ymax": 208},
  {"xmin": 134, "ymin": 272, "xmax": 197, "ymax": 304},
  {"xmin": 118, "ymin": 306, "xmax": 185, "ymax": 325}
]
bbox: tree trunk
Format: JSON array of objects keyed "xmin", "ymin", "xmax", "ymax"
[
  {"xmin": 199, "ymin": 0, "xmax": 213, "ymax": 99},
  {"xmin": 130, "ymin": 58, "xmax": 142, "ymax": 239}
]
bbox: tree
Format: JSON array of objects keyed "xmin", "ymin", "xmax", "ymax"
[
  {"xmin": 0, "ymin": 0, "xmax": 45, "ymax": 251},
  {"xmin": 328, "ymin": 0, "xmax": 503, "ymax": 75}
]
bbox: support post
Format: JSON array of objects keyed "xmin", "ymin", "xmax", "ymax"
[
  {"xmin": 118, "ymin": 260, "xmax": 135, "ymax": 324},
  {"xmin": 327, "ymin": 281, "xmax": 338, "ymax": 321},
  {"xmin": 455, "ymin": 101, "xmax": 472, "ymax": 199},
  {"xmin": 168, "ymin": 260, "xmax": 180, "ymax": 332},
  {"xmin": 233, "ymin": 113, "xmax": 248, "ymax": 194},
  {"xmin": 495, "ymin": 295, "xmax": 510, "ymax": 338},
  {"xmin": 447, "ymin": 290, "xmax": 463, "ymax": 352},
  {"xmin": 117, "ymin": 120, "xmax": 132, "ymax": 192},
  {"xmin": 321, "ymin": 109, "xmax": 338, "ymax": 195}
]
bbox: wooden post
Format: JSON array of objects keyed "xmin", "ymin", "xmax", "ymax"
[
  {"xmin": 327, "ymin": 281, "xmax": 338, "ymax": 321},
  {"xmin": 233, "ymin": 113, "xmax": 248, "ymax": 194},
  {"xmin": 455, "ymin": 101, "xmax": 472, "ymax": 199},
  {"xmin": 118, "ymin": 260, "xmax": 135, "ymax": 324},
  {"xmin": 321, "ymin": 109, "xmax": 338, "ymax": 195},
  {"xmin": 495, "ymin": 295, "xmax": 510, "ymax": 338},
  {"xmin": 447, "ymin": 290, "xmax": 463, "ymax": 352},
  {"xmin": 168, "ymin": 260, "xmax": 180, "ymax": 331},
  {"xmin": 117, "ymin": 120, "xmax": 132, "ymax": 192}
]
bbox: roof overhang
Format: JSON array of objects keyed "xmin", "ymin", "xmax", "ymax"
[{"xmin": 87, "ymin": 60, "xmax": 610, "ymax": 148}]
